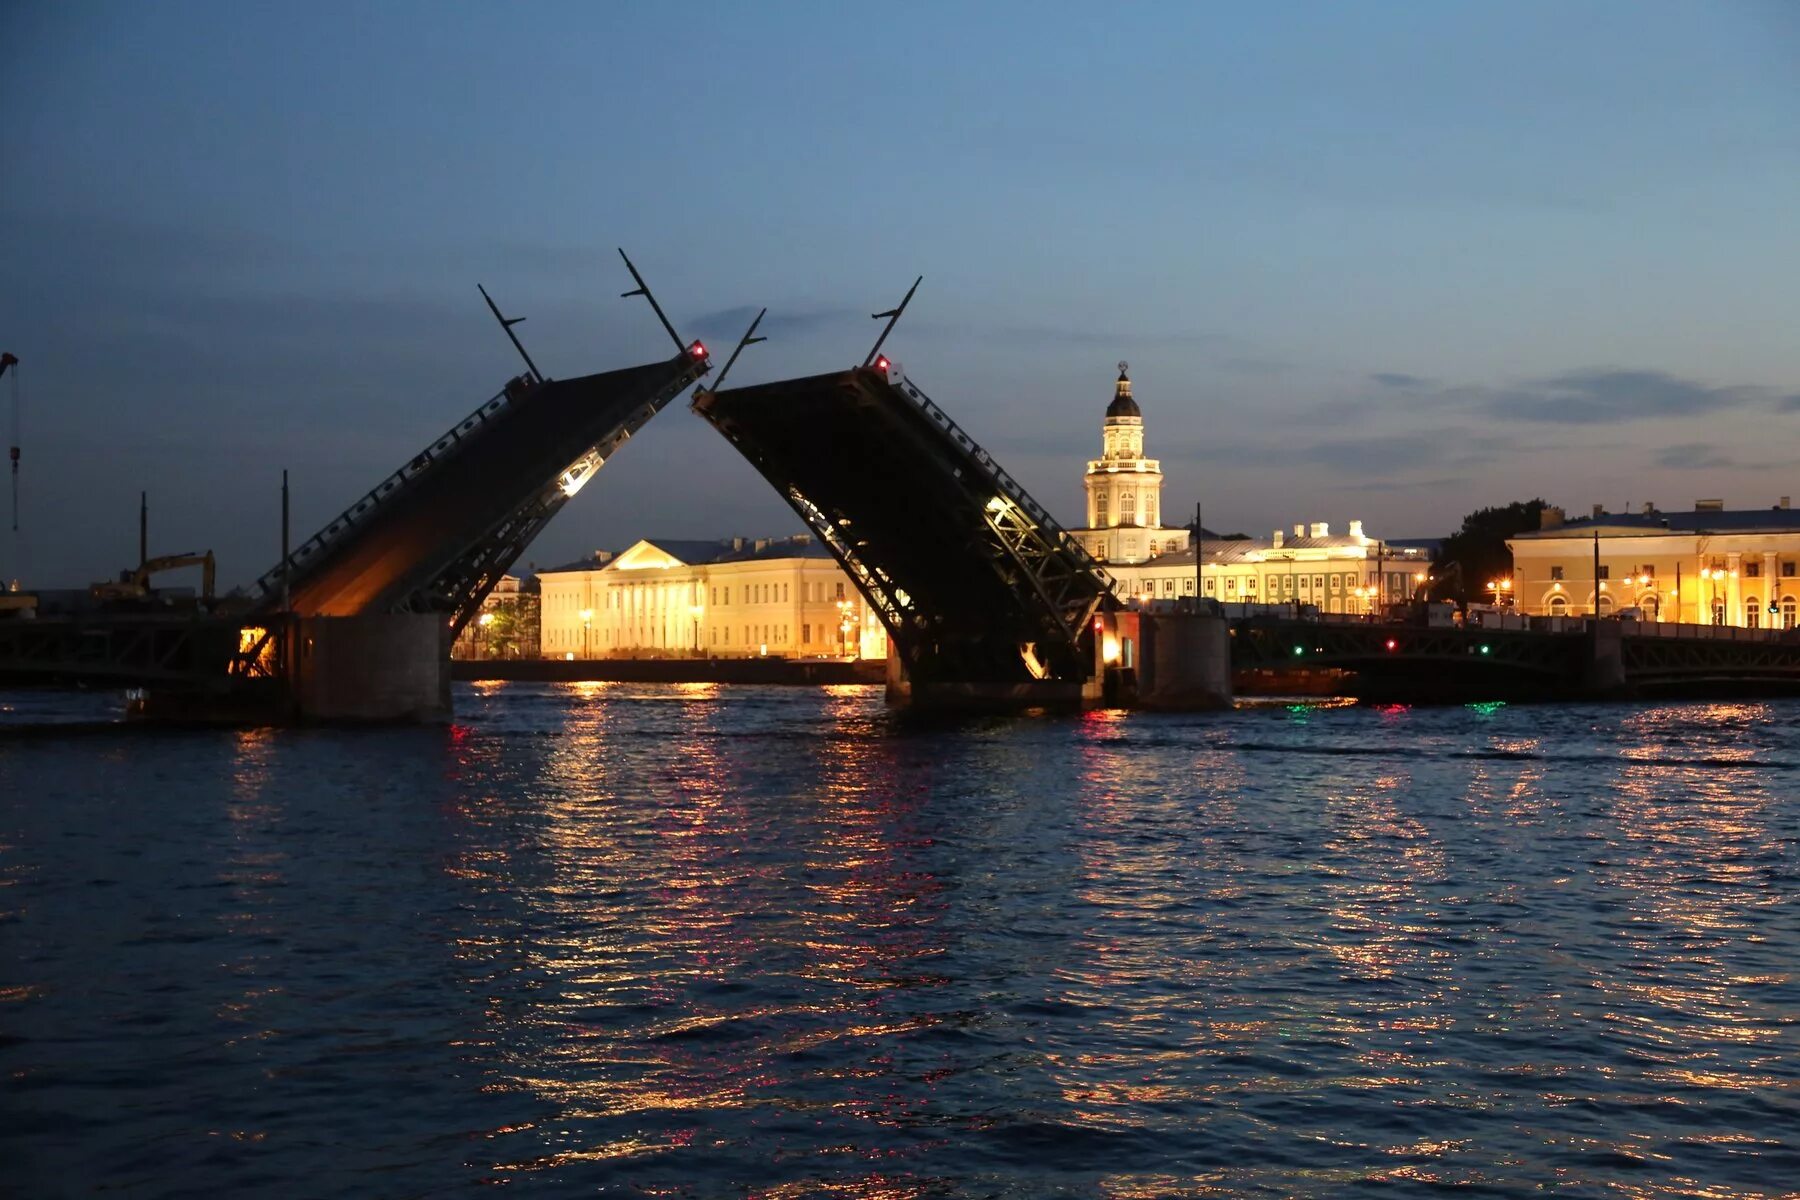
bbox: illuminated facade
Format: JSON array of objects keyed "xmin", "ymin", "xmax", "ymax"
[
  {"xmin": 538, "ymin": 536, "xmax": 888, "ymax": 660},
  {"xmin": 1508, "ymin": 500, "xmax": 1800, "ymax": 626},
  {"xmin": 1104, "ymin": 521, "xmax": 1432, "ymax": 613},
  {"xmin": 1068, "ymin": 363, "xmax": 1190, "ymax": 565}
]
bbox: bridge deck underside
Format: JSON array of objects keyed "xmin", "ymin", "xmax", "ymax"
[
  {"xmin": 697, "ymin": 369, "xmax": 1106, "ymax": 683},
  {"xmin": 282, "ymin": 357, "xmax": 696, "ymax": 621}
]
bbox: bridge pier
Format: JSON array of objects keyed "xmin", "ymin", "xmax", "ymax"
[
  {"xmin": 1136, "ymin": 612, "xmax": 1233, "ymax": 710},
  {"xmin": 884, "ymin": 645, "xmax": 1103, "ymax": 711},
  {"xmin": 1584, "ymin": 619, "xmax": 1629, "ymax": 698},
  {"xmin": 291, "ymin": 614, "xmax": 452, "ymax": 722}
]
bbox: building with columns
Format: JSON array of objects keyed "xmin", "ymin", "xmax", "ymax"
[
  {"xmin": 538, "ymin": 536, "xmax": 888, "ymax": 660},
  {"xmin": 1068, "ymin": 363, "xmax": 1191, "ymax": 565},
  {"xmin": 1508, "ymin": 500, "xmax": 1800, "ymax": 627}
]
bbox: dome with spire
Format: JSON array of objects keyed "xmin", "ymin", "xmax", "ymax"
[{"xmin": 1105, "ymin": 360, "xmax": 1141, "ymax": 419}]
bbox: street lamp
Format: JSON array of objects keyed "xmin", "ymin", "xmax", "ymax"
[
  {"xmin": 579, "ymin": 607, "xmax": 593, "ymax": 659},
  {"xmin": 836, "ymin": 598, "xmax": 854, "ymax": 658},
  {"xmin": 476, "ymin": 610, "xmax": 494, "ymax": 660}
]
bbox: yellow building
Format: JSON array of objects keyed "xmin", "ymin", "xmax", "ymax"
[
  {"xmin": 538, "ymin": 536, "xmax": 888, "ymax": 660},
  {"xmin": 1103, "ymin": 520, "xmax": 1432, "ymax": 612},
  {"xmin": 1507, "ymin": 500, "xmax": 1800, "ymax": 627}
]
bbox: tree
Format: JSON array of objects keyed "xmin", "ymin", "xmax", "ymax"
[
  {"xmin": 1434, "ymin": 499, "xmax": 1554, "ymax": 604},
  {"xmin": 484, "ymin": 597, "xmax": 522, "ymax": 658}
]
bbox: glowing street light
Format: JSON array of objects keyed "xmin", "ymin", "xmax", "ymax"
[{"xmin": 579, "ymin": 607, "xmax": 593, "ymax": 659}]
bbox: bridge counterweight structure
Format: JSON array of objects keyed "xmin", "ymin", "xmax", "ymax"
[
  {"xmin": 261, "ymin": 346, "xmax": 708, "ymax": 633},
  {"xmin": 694, "ymin": 364, "xmax": 1113, "ymax": 688}
]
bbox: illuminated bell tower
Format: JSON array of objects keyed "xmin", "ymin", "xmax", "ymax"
[{"xmin": 1085, "ymin": 362, "xmax": 1163, "ymax": 532}]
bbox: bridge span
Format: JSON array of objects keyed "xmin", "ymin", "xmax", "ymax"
[
  {"xmin": 1228, "ymin": 613, "xmax": 1800, "ymax": 699},
  {"xmin": 694, "ymin": 360, "xmax": 1114, "ymax": 702},
  {"xmin": 264, "ymin": 346, "xmax": 709, "ymax": 633}
]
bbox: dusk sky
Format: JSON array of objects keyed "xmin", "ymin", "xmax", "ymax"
[{"xmin": 4, "ymin": 2, "xmax": 1800, "ymax": 588}]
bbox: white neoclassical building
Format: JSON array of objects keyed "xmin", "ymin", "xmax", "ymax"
[
  {"xmin": 1104, "ymin": 522, "xmax": 1433, "ymax": 613},
  {"xmin": 1067, "ymin": 363, "xmax": 1191, "ymax": 565},
  {"xmin": 538, "ymin": 536, "xmax": 888, "ymax": 660},
  {"xmin": 1508, "ymin": 499, "xmax": 1800, "ymax": 627}
]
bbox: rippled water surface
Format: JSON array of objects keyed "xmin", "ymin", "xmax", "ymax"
[{"xmin": 3, "ymin": 683, "xmax": 1798, "ymax": 1197}]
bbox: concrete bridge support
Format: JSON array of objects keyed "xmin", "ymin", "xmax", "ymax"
[
  {"xmin": 292, "ymin": 614, "xmax": 452, "ymax": 722},
  {"xmin": 884, "ymin": 644, "xmax": 1102, "ymax": 710},
  {"xmin": 1584, "ymin": 620, "xmax": 1628, "ymax": 697},
  {"xmin": 1137, "ymin": 612, "xmax": 1233, "ymax": 710}
]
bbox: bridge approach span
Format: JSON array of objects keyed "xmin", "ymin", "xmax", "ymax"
[
  {"xmin": 263, "ymin": 346, "xmax": 708, "ymax": 632},
  {"xmin": 693, "ymin": 363, "xmax": 1113, "ymax": 686}
]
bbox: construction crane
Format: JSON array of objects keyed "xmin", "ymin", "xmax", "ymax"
[{"xmin": 1, "ymin": 352, "xmax": 17, "ymax": 532}]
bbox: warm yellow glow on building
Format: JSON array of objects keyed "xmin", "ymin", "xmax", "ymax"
[
  {"xmin": 1509, "ymin": 501, "xmax": 1800, "ymax": 626},
  {"xmin": 538, "ymin": 536, "xmax": 888, "ymax": 660}
]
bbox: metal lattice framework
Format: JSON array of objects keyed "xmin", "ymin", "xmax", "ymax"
[
  {"xmin": 264, "ymin": 348, "xmax": 708, "ymax": 635},
  {"xmin": 1231, "ymin": 619, "xmax": 1583, "ymax": 678},
  {"xmin": 0, "ymin": 613, "xmax": 282, "ymax": 690},
  {"xmin": 695, "ymin": 364, "xmax": 1114, "ymax": 684},
  {"xmin": 1622, "ymin": 628, "xmax": 1800, "ymax": 686}
]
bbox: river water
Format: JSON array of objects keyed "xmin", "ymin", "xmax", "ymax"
[{"xmin": 2, "ymin": 683, "xmax": 1797, "ymax": 1197}]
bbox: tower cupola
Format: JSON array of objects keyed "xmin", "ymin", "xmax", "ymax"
[{"xmin": 1105, "ymin": 361, "xmax": 1141, "ymax": 419}]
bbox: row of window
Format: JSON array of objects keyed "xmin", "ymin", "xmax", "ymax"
[
  {"xmin": 1094, "ymin": 494, "xmax": 1158, "ymax": 525},
  {"xmin": 1547, "ymin": 561, "xmax": 1799, "ymax": 581},
  {"xmin": 1128, "ymin": 571, "xmax": 1412, "ymax": 597},
  {"xmin": 1544, "ymin": 593, "xmax": 1800, "ymax": 628}
]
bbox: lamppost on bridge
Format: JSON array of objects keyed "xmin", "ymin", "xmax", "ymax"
[{"xmin": 579, "ymin": 607, "xmax": 593, "ymax": 659}]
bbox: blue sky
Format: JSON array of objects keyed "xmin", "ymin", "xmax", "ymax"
[{"xmin": 4, "ymin": 1, "xmax": 1799, "ymax": 586}]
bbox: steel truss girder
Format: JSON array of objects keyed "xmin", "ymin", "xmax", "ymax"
[
  {"xmin": 0, "ymin": 615, "xmax": 281, "ymax": 690},
  {"xmin": 1622, "ymin": 632, "xmax": 1800, "ymax": 682},
  {"xmin": 695, "ymin": 367, "xmax": 1112, "ymax": 683},
  {"xmin": 1231, "ymin": 620, "xmax": 1580, "ymax": 676},
  {"xmin": 409, "ymin": 357, "xmax": 707, "ymax": 635},
  {"xmin": 890, "ymin": 372, "xmax": 1112, "ymax": 646}
]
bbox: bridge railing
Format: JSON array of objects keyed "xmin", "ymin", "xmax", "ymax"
[
  {"xmin": 255, "ymin": 375, "xmax": 537, "ymax": 598},
  {"xmin": 882, "ymin": 370, "xmax": 1114, "ymax": 591}
]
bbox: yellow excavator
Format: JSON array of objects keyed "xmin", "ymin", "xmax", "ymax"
[{"xmin": 92, "ymin": 551, "xmax": 217, "ymax": 603}]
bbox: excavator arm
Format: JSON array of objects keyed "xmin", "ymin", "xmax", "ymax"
[{"xmin": 133, "ymin": 551, "xmax": 217, "ymax": 600}]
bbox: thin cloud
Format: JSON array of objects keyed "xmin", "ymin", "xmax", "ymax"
[
  {"xmin": 1370, "ymin": 372, "xmax": 1428, "ymax": 389},
  {"xmin": 1653, "ymin": 443, "xmax": 1784, "ymax": 471},
  {"xmin": 686, "ymin": 305, "xmax": 855, "ymax": 343}
]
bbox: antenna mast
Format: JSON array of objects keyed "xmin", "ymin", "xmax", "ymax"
[
  {"xmin": 702, "ymin": 308, "xmax": 768, "ymax": 395},
  {"xmin": 863, "ymin": 275, "xmax": 922, "ymax": 368},
  {"xmin": 477, "ymin": 285, "xmax": 544, "ymax": 384},
  {"xmin": 617, "ymin": 248, "xmax": 687, "ymax": 353}
]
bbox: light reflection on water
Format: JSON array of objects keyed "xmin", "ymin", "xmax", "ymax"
[{"xmin": 1, "ymin": 684, "xmax": 1798, "ymax": 1197}]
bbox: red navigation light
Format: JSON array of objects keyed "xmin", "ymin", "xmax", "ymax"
[
  {"xmin": 874, "ymin": 354, "xmax": 890, "ymax": 372},
  {"xmin": 1385, "ymin": 638, "xmax": 1398, "ymax": 651},
  {"xmin": 690, "ymin": 341, "xmax": 707, "ymax": 359},
  {"xmin": 1093, "ymin": 616, "xmax": 1105, "ymax": 630}
]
